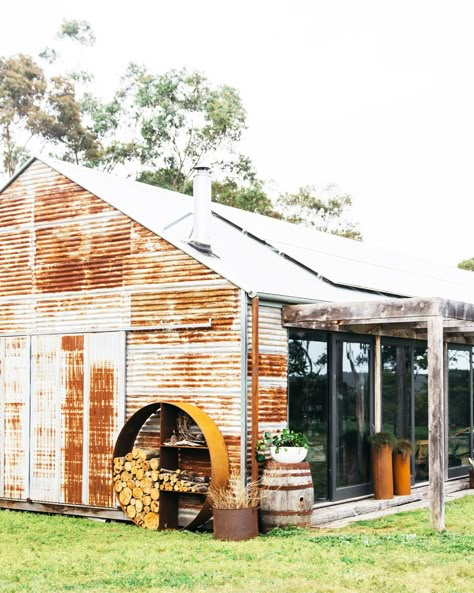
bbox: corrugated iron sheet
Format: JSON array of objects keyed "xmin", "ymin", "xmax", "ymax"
[
  {"xmin": 30, "ymin": 335, "xmax": 62, "ymax": 502},
  {"xmin": 0, "ymin": 337, "xmax": 30, "ymax": 498},
  {"xmin": 87, "ymin": 332, "xmax": 124, "ymax": 507},
  {"xmin": 248, "ymin": 304, "xmax": 288, "ymax": 429},
  {"xmin": 61, "ymin": 335, "xmax": 84, "ymax": 505}
]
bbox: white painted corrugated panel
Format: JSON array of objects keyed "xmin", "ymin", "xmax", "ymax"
[
  {"xmin": 30, "ymin": 335, "xmax": 62, "ymax": 502},
  {"xmin": 0, "ymin": 337, "xmax": 30, "ymax": 498}
]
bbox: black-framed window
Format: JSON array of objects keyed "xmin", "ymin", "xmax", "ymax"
[
  {"xmin": 448, "ymin": 346, "xmax": 473, "ymax": 478},
  {"xmin": 333, "ymin": 336, "xmax": 372, "ymax": 497},
  {"xmin": 288, "ymin": 333, "xmax": 329, "ymax": 500},
  {"xmin": 381, "ymin": 339, "xmax": 474, "ymax": 483},
  {"xmin": 288, "ymin": 330, "xmax": 374, "ymax": 502}
]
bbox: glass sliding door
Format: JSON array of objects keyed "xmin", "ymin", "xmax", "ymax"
[
  {"xmin": 288, "ymin": 332, "xmax": 329, "ymax": 500},
  {"xmin": 381, "ymin": 342, "xmax": 412, "ymax": 440},
  {"xmin": 448, "ymin": 347, "xmax": 473, "ymax": 477},
  {"xmin": 332, "ymin": 336, "xmax": 372, "ymax": 499},
  {"xmin": 414, "ymin": 346, "xmax": 429, "ymax": 483}
]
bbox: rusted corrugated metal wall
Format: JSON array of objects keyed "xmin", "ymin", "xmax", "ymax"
[
  {"xmin": 247, "ymin": 303, "xmax": 289, "ymax": 467},
  {"xmin": 0, "ymin": 160, "xmax": 243, "ymax": 510}
]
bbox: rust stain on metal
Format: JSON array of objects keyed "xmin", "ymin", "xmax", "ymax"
[
  {"xmin": 34, "ymin": 180, "xmax": 114, "ymax": 223},
  {"xmin": 61, "ymin": 336, "xmax": 84, "ymax": 504},
  {"xmin": 88, "ymin": 364, "xmax": 116, "ymax": 507},
  {"xmin": 126, "ymin": 221, "xmax": 221, "ymax": 285},
  {"xmin": 248, "ymin": 354, "xmax": 287, "ymax": 377},
  {"xmin": 258, "ymin": 387, "xmax": 288, "ymax": 423},
  {"xmin": 35, "ymin": 217, "xmax": 130, "ymax": 293},
  {"xmin": 0, "ymin": 231, "xmax": 32, "ymax": 295}
]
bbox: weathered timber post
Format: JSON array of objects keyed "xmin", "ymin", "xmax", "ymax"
[{"xmin": 428, "ymin": 315, "xmax": 445, "ymax": 531}]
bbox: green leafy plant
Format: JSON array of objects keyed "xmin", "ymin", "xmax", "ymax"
[
  {"xmin": 256, "ymin": 429, "xmax": 308, "ymax": 462},
  {"xmin": 468, "ymin": 457, "xmax": 474, "ymax": 469},
  {"xmin": 368, "ymin": 432, "xmax": 396, "ymax": 450},
  {"xmin": 393, "ymin": 438, "xmax": 414, "ymax": 461}
]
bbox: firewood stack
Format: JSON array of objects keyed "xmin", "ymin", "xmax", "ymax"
[
  {"xmin": 159, "ymin": 468, "xmax": 210, "ymax": 493},
  {"xmin": 113, "ymin": 448, "xmax": 160, "ymax": 530}
]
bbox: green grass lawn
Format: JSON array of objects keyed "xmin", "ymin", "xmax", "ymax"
[{"xmin": 1, "ymin": 496, "xmax": 473, "ymax": 593}]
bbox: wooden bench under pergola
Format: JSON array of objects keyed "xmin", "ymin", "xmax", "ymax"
[{"xmin": 282, "ymin": 297, "xmax": 474, "ymax": 531}]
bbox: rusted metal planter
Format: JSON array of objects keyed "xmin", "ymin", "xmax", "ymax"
[
  {"xmin": 213, "ymin": 507, "xmax": 259, "ymax": 541},
  {"xmin": 372, "ymin": 444, "xmax": 394, "ymax": 500},
  {"xmin": 393, "ymin": 452, "xmax": 411, "ymax": 496}
]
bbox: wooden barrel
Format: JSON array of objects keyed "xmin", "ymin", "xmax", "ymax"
[{"xmin": 259, "ymin": 461, "xmax": 314, "ymax": 533}]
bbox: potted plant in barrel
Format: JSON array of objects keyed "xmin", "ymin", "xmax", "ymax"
[
  {"xmin": 207, "ymin": 469, "xmax": 260, "ymax": 541},
  {"xmin": 393, "ymin": 438, "xmax": 414, "ymax": 496},
  {"xmin": 368, "ymin": 432, "xmax": 396, "ymax": 500},
  {"xmin": 256, "ymin": 428, "xmax": 309, "ymax": 464}
]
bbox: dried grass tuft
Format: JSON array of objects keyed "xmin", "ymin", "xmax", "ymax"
[{"xmin": 207, "ymin": 468, "xmax": 260, "ymax": 509}]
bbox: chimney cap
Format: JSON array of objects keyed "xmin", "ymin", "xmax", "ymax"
[{"xmin": 194, "ymin": 165, "xmax": 211, "ymax": 172}]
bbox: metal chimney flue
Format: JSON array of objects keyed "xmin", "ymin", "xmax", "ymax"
[{"xmin": 189, "ymin": 166, "xmax": 212, "ymax": 254}]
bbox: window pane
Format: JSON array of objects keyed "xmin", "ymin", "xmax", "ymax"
[
  {"xmin": 448, "ymin": 349, "xmax": 471, "ymax": 469},
  {"xmin": 414, "ymin": 346, "xmax": 429, "ymax": 483},
  {"xmin": 382, "ymin": 344, "xmax": 412, "ymax": 439},
  {"xmin": 288, "ymin": 338, "xmax": 329, "ymax": 500},
  {"xmin": 336, "ymin": 341, "xmax": 371, "ymax": 489}
]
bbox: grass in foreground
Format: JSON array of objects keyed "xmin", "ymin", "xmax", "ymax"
[{"xmin": 0, "ymin": 496, "xmax": 473, "ymax": 593}]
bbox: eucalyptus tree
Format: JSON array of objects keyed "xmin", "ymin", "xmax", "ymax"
[
  {"xmin": 106, "ymin": 65, "xmax": 247, "ymax": 193},
  {"xmin": 277, "ymin": 184, "xmax": 363, "ymax": 240}
]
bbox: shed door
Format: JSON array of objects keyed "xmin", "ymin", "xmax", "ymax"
[{"xmin": 29, "ymin": 332, "xmax": 125, "ymax": 506}]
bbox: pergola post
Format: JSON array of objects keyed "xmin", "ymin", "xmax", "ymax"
[{"xmin": 428, "ymin": 315, "xmax": 445, "ymax": 531}]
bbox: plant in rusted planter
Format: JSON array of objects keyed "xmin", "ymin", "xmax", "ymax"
[
  {"xmin": 393, "ymin": 439, "xmax": 413, "ymax": 496},
  {"xmin": 207, "ymin": 469, "xmax": 260, "ymax": 541},
  {"xmin": 368, "ymin": 432, "xmax": 396, "ymax": 500}
]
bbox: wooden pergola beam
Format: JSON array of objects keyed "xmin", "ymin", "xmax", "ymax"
[{"xmin": 283, "ymin": 297, "xmax": 474, "ymax": 327}]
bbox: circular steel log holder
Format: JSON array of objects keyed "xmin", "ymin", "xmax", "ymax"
[{"xmin": 113, "ymin": 400, "xmax": 229, "ymax": 530}]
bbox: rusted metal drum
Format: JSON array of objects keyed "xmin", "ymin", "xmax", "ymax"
[
  {"xmin": 259, "ymin": 461, "xmax": 314, "ymax": 533},
  {"xmin": 213, "ymin": 507, "xmax": 259, "ymax": 541},
  {"xmin": 393, "ymin": 452, "xmax": 411, "ymax": 496}
]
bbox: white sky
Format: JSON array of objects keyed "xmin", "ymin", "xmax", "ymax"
[{"xmin": 2, "ymin": 0, "xmax": 474, "ymax": 266}]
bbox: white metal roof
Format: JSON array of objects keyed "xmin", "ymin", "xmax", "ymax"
[
  {"xmin": 5, "ymin": 157, "xmax": 474, "ymax": 304},
  {"xmin": 211, "ymin": 204, "xmax": 474, "ymax": 303}
]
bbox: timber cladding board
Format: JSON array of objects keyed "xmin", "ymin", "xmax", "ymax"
[{"xmin": 0, "ymin": 159, "xmax": 245, "ymax": 507}]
